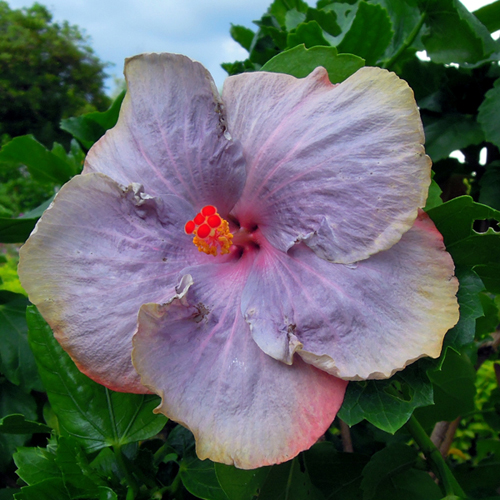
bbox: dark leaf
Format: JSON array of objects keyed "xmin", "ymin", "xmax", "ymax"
[
  {"xmin": 180, "ymin": 454, "xmax": 229, "ymax": 500},
  {"xmin": 0, "ymin": 217, "xmax": 38, "ymax": 244},
  {"xmin": 424, "ymin": 114, "xmax": 484, "ymax": 163},
  {"xmin": 258, "ymin": 457, "xmax": 322, "ymax": 500},
  {"xmin": 0, "ymin": 292, "xmax": 42, "ymax": 392},
  {"xmin": 478, "ymin": 77, "xmax": 500, "ymax": 150},
  {"xmin": 215, "ymin": 463, "xmax": 270, "ymax": 500},
  {"xmin": 417, "ymin": 349, "xmax": 476, "ymax": 425},
  {"xmin": 0, "ymin": 380, "xmax": 37, "ymax": 469},
  {"xmin": 443, "ymin": 268, "xmax": 485, "ymax": 348},
  {"xmin": 303, "ymin": 441, "xmax": 369, "ymax": 500},
  {"xmin": 361, "ymin": 443, "xmax": 417, "ymax": 499},
  {"xmin": 13, "ymin": 478, "xmax": 70, "ymax": 500},
  {"xmin": 479, "ymin": 162, "xmax": 500, "ymax": 211},
  {"xmin": 0, "ymin": 415, "xmax": 50, "ymax": 435}
]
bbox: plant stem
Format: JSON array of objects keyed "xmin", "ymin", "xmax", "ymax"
[
  {"xmin": 405, "ymin": 414, "xmax": 466, "ymax": 498},
  {"xmin": 114, "ymin": 445, "xmax": 139, "ymax": 499},
  {"xmin": 384, "ymin": 12, "xmax": 426, "ymax": 70}
]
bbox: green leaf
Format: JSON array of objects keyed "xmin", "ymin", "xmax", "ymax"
[
  {"xmin": 422, "ymin": 0, "xmax": 498, "ymax": 64},
  {"xmin": 476, "ymin": 292, "xmax": 500, "ymax": 339},
  {"xmin": 215, "ymin": 463, "xmax": 270, "ymax": 500},
  {"xmin": 230, "ymin": 25, "xmax": 254, "ymax": 51},
  {"xmin": 473, "ymin": 0, "xmax": 500, "ymax": 33},
  {"xmin": 337, "ymin": 1, "xmax": 394, "ymax": 65},
  {"xmin": 361, "ymin": 443, "xmax": 417, "ymax": 499},
  {"xmin": 0, "ymin": 380, "xmax": 37, "ymax": 469},
  {"xmin": 427, "ymin": 197, "xmax": 500, "ymax": 289},
  {"xmin": 474, "ymin": 264, "xmax": 500, "ymax": 295},
  {"xmin": 424, "ymin": 115, "xmax": 484, "ymax": 163},
  {"xmin": 455, "ymin": 457, "xmax": 500, "ymax": 499},
  {"xmin": 444, "ymin": 268, "xmax": 485, "ymax": 347},
  {"xmin": 417, "ymin": 349, "xmax": 476, "ymax": 425},
  {"xmin": 372, "ymin": 0, "xmax": 424, "ymax": 62},
  {"xmin": 285, "ymin": 8, "xmax": 307, "ymax": 30},
  {"xmin": 0, "ymin": 216, "xmax": 38, "ymax": 244},
  {"xmin": 26, "ymin": 306, "xmax": 167, "ymax": 453},
  {"xmin": 371, "ymin": 468, "xmax": 442, "ymax": 500},
  {"xmin": 0, "ymin": 135, "xmax": 75, "ymax": 184},
  {"xmin": 54, "ymin": 437, "xmax": 104, "ymax": 498},
  {"xmin": 249, "ymin": 16, "xmax": 286, "ymax": 63},
  {"xmin": 258, "ymin": 457, "xmax": 321, "ymax": 500},
  {"xmin": 14, "ymin": 446, "xmax": 60, "ymax": 486},
  {"xmin": 303, "ymin": 441, "xmax": 369, "ymax": 500},
  {"xmin": 0, "ymin": 292, "xmax": 42, "ymax": 392},
  {"xmin": 98, "ymin": 487, "xmax": 118, "ymax": 500},
  {"xmin": 51, "ymin": 140, "xmax": 85, "ymax": 176},
  {"xmin": 60, "ymin": 91, "xmax": 125, "ymax": 150},
  {"xmin": 478, "ymin": 78, "xmax": 500, "ymax": 150},
  {"xmin": 338, "ymin": 362, "xmax": 433, "ymax": 433},
  {"xmin": 287, "ymin": 21, "xmax": 331, "ymax": 49},
  {"xmin": 261, "ymin": 44, "xmax": 364, "ymax": 83},
  {"xmin": 424, "ymin": 175, "xmax": 443, "ymax": 211},
  {"xmin": 268, "ymin": 0, "xmax": 309, "ymax": 28},
  {"xmin": 180, "ymin": 454, "xmax": 229, "ymax": 500},
  {"xmin": 14, "ymin": 478, "xmax": 71, "ymax": 500},
  {"xmin": 306, "ymin": 7, "xmax": 340, "ymax": 37},
  {"xmin": 479, "ymin": 162, "xmax": 500, "ymax": 214},
  {"xmin": 0, "ymin": 415, "xmax": 50, "ymax": 435}
]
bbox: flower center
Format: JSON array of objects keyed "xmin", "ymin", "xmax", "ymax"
[{"xmin": 184, "ymin": 205, "xmax": 233, "ymax": 256}]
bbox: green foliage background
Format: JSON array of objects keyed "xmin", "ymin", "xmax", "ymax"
[{"xmin": 0, "ymin": 0, "xmax": 499, "ymax": 499}]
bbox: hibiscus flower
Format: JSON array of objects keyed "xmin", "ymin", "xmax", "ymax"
[{"xmin": 18, "ymin": 53, "xmax": 459, "ymax": 469}]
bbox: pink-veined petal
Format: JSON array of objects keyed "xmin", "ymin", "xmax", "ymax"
[
  {"xmin": 241, "ymin": 211, "xmax": 459, "ymax": 380},
  {"xmin": 84, "ymin": 53, "xmax": 246, "ymax": 217},
  {"xmin": 18, "ymin": 172, "xmax": 210, "ymax": 393},
  {"xmin": 132, "ymin": 261, "xmax": 347, "ymax": 469},
  {"xmin": 223, "ymin": 66, "xmax": 431, "ymax": 264}
]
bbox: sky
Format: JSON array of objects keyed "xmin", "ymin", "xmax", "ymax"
[{"xmin": 6, "ymin": 0, "xmax": 497, "ymax": 92}]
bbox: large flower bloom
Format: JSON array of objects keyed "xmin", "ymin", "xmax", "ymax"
[{"xmin": 18, "ymin": 53, "xmax": 459, "ymax": 469}]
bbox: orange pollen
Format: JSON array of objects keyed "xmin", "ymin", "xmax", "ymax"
[{"xmin": 184, "ymin": 205, "xmax": 233, "ymax": 257}]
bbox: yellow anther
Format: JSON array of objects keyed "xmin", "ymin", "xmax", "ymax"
[{"xmin": 185, "ymin": 206, "xmax": 233, "ymax": 257}]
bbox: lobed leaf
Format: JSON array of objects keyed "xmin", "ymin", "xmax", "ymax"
[
  {"xmin": 261, "ymin": 44, "xmax": 364, "ymax": 83},
  {"xmin": 60, "ymin": 91, "xmax": 125, "ymax": 150},
  {"xmin": 0, "ymin": 135, "xmax": 76, "ymax": 184},
  {"xmin": 337, "ymin": 1, "xmax": 393, "ymax": 65},
  {"xmin": 338, "ymin": 362, "xmax": 433, "ymax": 433},
  {"xmin": 26, "ymin": 306, "xmax": 167, "ymax": 453},
  {"xmin": 215, "ymin": 464, "xmax": 270, "ymax": 500},
  {"xmin": 416, "ymin": 349, "xmax": 476, "ymax": 425},
  {"xmin": 0, "ymin": 415, "xmax": 50, "ymax": 435},
  {"xmin": 180, "ymin": 454, "xmax": 229, "ymax": 500},
  {"xmin": 422, "ymin": 0, "xmax": 498, "ymax": 64}
]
